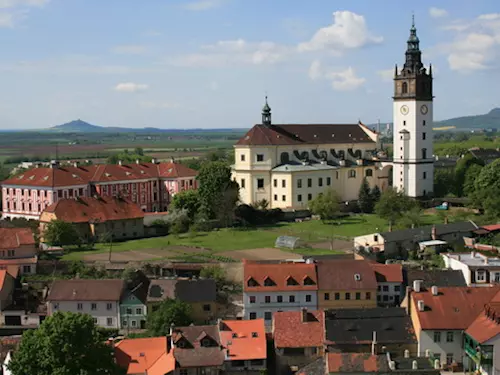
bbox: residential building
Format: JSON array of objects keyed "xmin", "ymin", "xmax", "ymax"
[
  {"xmin": 316, "ymin": 260, "xmax": 377, "ymax": 310},
  {"xmin": 46, "ymin": 279, "xmax": 125, "ymax": 329},
  {"xmin": 354, "ymin": 222, "xmax": 478, "ymax": 256},
  {"xmin": 243, "ymin": 260, "xmax": 318, "ymax": 325},
  {"xmin": 273, "ymin": 309, "xmax": 325, "ymax": 373},
  {"xmin": 403, "ymin": 269, "xmax": 467, "ymax": 289},
  {"xmin": 120, "ymin": 281, "xmax": 149, "ymax": 330},
  {"xmin": 0, "ymin": 270, "xmax": 15, "ymax": 312},
  {"xmin": 370, "ymin": 263, "xmax": 404, "ymax": 306},
  {"xmin": 0, "ymin": 228, "xmax": 37, "ymax": 275},
  {"xmin": 324, "ymin": 308, "xmax": 417, "ymax": 356},
  {"xmin": 1, "ymin": 160, "xmax": 198, "ymax": 220},
  {"xmin": 147, "ymin": 278, "xmax": 218, "ymax": 324},
  {"xmin": 469, "ymin": 148, "xmax": 500, "ymax": 165},
  {"xmin": 408, "ymin": 285, "xmax": 500, "ymax": 368},
  {"xmin": 39, "ymin": 196, "xmax": 145, "ymax": 242},
  {"xmin": 442, "ymin": 251, "xmax": 500, "ymax": 286}
]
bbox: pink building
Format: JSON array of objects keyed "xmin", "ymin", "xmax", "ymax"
[{"xmin": 1, "ymin": 160, "xmax": 198, "ymax": 220}]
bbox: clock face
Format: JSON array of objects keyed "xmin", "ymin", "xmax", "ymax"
[
  {"xmin": 420, "ymin": 104, "xmax": 429, "ymax": 115},
  {"xmin": 400, "ymin": 105, "xmax": 409, "ymax": 116}
]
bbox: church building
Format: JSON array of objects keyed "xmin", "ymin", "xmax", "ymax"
[{"xmin": 232, "ymin": 18, "xmax": 433, "ymax": 209}]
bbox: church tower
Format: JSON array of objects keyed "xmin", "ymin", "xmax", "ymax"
[{"xmin": 392, "ymin": 16, "xmax": 434, "ymax": 197}]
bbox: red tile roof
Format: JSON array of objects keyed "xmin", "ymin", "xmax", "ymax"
[
  {"xmin": 482, "ymin": 224, "xmax": 500, "ymax": 232},
  {"xmin": 115, "ymin": 337, "xmax": 174, "ymax": 375},
  {"xmin": 370, "ymin": 263, "xmax": 403, "ymax": 283},
  {"xmin": 316, "ymin": 260, "xmax": 377, "ymax": 291},
  {"xmin": 41, "ymin": 196, "xmax": 145, "ymax": 223},
  {"xmin": 466, "ymin": 292, "xmax": 500, "ymax": 343},
  {"xmin": 48, "ymin": 279, "xmax": 125, "ymax": 301},
  {"xmin": 273, "ymin": 310, "xmax": 324, "ymax": 348},
  {"xmin": 243, "ymin": 260, "xmax": 318, "ymax": 292},
  {"xmin": 327, "ymin": 353, "xmax": 385, "ymax": 373},
  {"xmin": 219, "ymin": 319, "xmax": 266, "ymax": 361},
  {"xmin": 236, "ymin": 123, "xmax": 376, "ymax": 146},
  {"xmin": 0, "ymin": 228, "xmax": 35, "ymax": 249},
  {"xmin": 411, "ymin": 286, "xmax": 500, "ymax": 330},
  {"xmin": 2, "ymin": 162, "xmax": 197, "ymax": 188}
]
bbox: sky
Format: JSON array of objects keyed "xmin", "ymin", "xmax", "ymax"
[{"xmin": 0, "ymin": 0, "xmax": 499, "ymax": 129}]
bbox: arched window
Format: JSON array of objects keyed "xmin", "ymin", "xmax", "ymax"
[
  {"xmin": 365, "ymin": 169, "xmax": 373, "ymax": 177},
  {"xmin": 402, "ymin": 82, "xmax": 408, "ymax": 94},
  {"xmin": 280, "ymin": 152, "xmax": 290, "ymax": 164},
  {"xmin": 422, "ymin": 148, "xmax": 427, "ymax": 159},
  {"xmin": 348, "ymin": 170, "xmax": 356, "ymax": 178}
]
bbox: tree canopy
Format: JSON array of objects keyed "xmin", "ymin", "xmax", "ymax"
[
  {"xmin": 146, "ymin": 299, "xmax": 192, "ymax": 336},
  {"xmin": 375, "ymin": 188, "xmax": 418, "ymax": 230},
  {"xmin": 455, "ymin": 153, "xmax": 484, "ymax": 196},
  {"xmin": 8, "ymin": 312, "xmax": 123, "ymax": 375},
  {"xmin": 472, "ymin": 159, "xmax": 500, "ymax": 218},
  {"xmin": 170, "ymin": 189, "xmax": 201, "ymax": 220},
  {"xmin": 43, "ymin": 220, "xmax": 81, "ymax": 247},
  {"xmin": 358, "ymin": 178, "xmax": 374, "ymax": 213},
  {"xmin": 309, "ymin": 189, "xmax": 340, "ymax": 220}
]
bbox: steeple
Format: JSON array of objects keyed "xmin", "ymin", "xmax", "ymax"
[
  {"xmin": 262, "ymin": 96, "xmax": 271, "ymax": 126},
  {"xmin": 403, "ymin": 14, "xmax": 423, "ymax": 73}
]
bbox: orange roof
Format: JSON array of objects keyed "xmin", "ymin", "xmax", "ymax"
[
  {"xmin": 243, "ymin": 260, "xmax": 318, "ymax": 292},
  {"xmin": 411, "ymin": 286, "xmax": 500, "ymax": 330},
  {"xmin": 219, "ymin": 319, "xmax": 266, "ymax": 361},
  {"xmin": 327, "ymin": 353, "xmax": 383, "ymax": 373},
  {"xmin": 466, "ymin": 292, "xmax": 500, "ymax": 343},
  {"xmin": 157, "ymin": 162, "xmax": 198, "ymax": 179},
  {"xmin": 92, "ymin": 162, "xmax": 159, "ymax": 182},
  {"xmin": 273, "ymin": 310, "xmax": 324, "ymax": 348},
  {"xmin": 115, "ymin": 337, "xmax": 175, "ymax": 375},
  {"xmin": 0, "ymin": 270, "xmax": 6, "ymax": 291},
  {"xmin": 370, "ymin": 263, "xmax": 403, "ymax": 283},
  {"xmin": 2, "ymin": 165, "xmax": 98, "ymax": 187},
  {"xmin": 0, "ymin": 228, "xmax": 35, "ymax": 249},
  {"xmin": 42, "ymin": 196, "xmax": 145, "ymax": 223}
]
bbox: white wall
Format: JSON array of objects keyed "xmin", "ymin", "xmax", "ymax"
[
  {"xmin": 442, "ymin": 255, "xmax": 473, "ymax": 285},
  {"xmin": 377, "ymin": 282, "xmax": 403, "ymax": 305},
  {"xmin": 47, "ymin": 300, "xmax": 120, "ymax": 329},
  {"xmin": 419, "ymin": 329, "xmax": 465, "ymax": 366},
  {"xmin": 485, "ymin": 333, "xmax": 500, "ymax": 375}
]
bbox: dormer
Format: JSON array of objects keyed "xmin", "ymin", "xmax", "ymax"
[
  {"xmin": 264, "ymin": 277, "xmax": 276, "ymax": 287},
  {"xmin": 247, "ymin": 278, "xmax": 259, "ymax": 287},
  {"xmin": 303, "ymin": 276, "xmax": 316, "ymax": 286},
  {"xmin": 286, "ymin": 277, "xmax": 299, "ymax": 286},
  {"xmin": 175, "ymin": 336, "xmax": 191, "ymax": 349},
  {"xmin": 354, "ymin": 273, "xmax": 361, "ymax": 281}
]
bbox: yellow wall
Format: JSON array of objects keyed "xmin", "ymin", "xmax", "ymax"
[
  {"xmin": 409, "ymin": 294, "xmax": 422, "ymax": 340},
  {"xmin": 318, "ymin": 289, "xmax": 377, "ymax": 310}
]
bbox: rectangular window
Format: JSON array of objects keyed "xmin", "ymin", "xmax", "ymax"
[
  {"xmin": 23, "ymin": 265, "xmax": 31, "ymax": 273},
  {"xmin": 289, "ymin": 295, "xmax": 295, "ymax": 303},
  {"xmin": 107, "ymin": 303, "xmax": 112, "ymax": 311},
  {"xmin": 256, "ymin": 154, "xmax": 264, "ymax": 162},
  {"xmin": 307, "ymin": 178, "xmax": 312, "ymax": 188},
  {"xmin": 135, "ymin": 307, "xmax": 142, "ymax": 314},
  {"xmin": 264, "ymin": 312, "xmax": 272, "ymax": 321},
  {"xmin": 306, "ymin": 295, "xmax": 312, "ymax": 302},
  {"xmin": 282, "ymin": 195, "xmax": 286, "ymax": 201},
  {"xmin": 324, "ymin": 293, "xmax": 330, "ymax": 300},
  {"xmin": 434, "ymin": 331, "xmax": 441, "ymax": 343},
  {"xmin": 203, "ymin": 304, "xmax": 211, "ymax": 312},
  {"xmin": 326, "ymin": 177, "xmax": 331, "ymax": 186},
  {"xmin": 446, "ymin": 354, "xmax": 453, "ymax": 365},
  {"xmin": 318, "ymin": 178, "xmax": 323, "ymax": 187},
  {"xmin": 297, "ymin": 179, "xmax": 302, "ymax": 188},
  {"xmin": 307, "ymin": 193, "xmax": 312, "ymax": 201},
  {"xmin": 274, "ymin": 194, "xmax": 278, "ymax": 201},
  {"xmin": 422, "ymin": 132, "xmax": 426, "ymax": 140},
  {"xmin": 423, "ymin": 120, "xmax": 426, "ymax": 126},
  {"xmin": 273, "ymin": 179, "xmax": 277, "ymax": 188},
  {"xmin": 126, "ymin": 308, "xmax": 132, "ymax": 314},
  {"xmin": 180, "ymin": 370, "xmax": 188, "ymax": 375},
  {"xmin": 366, "ymin": 292, "xmax": 371, "ymax": 300},
  {"xmin": 93, "ymin": 318, "xmax": 98, "ymax": 324},
  {"xmin": 383, "ymin": 295, "xmax": 389, "ymax": 301},
  {"xmin": 241, "ymin": 179, "xmax": 245, "ymax": 188},
  {"xmin": 282, "ymin": 180, "xmax": 286, "ymax": 188},
  {"xmin": 495, "ymin": 273, "xmax": 500, "ymax": 283},
  {"xmin": 335, "ymin": 293, "xmax": 340, "ymax": 300},
  {"xmin": 382, "ymin": 285, "xmax": 389, "ymax": 292},
  {"xmin": 257, "ymin": 179, "xmax": 264, "ymax": 189},
  {"xmin": 446, "ymin": 331, "xmax": 454, "ymax": 342},
  {"xmin": 265, "ymin": 296, "xmax": 271, "ymax": 303},
  {"xmin": 298, "ymin": 195, "xmax": 302, "ymax": 202},
  {"xmin": 91, "ymin": 303, "xmax": 97, "ymax": 311},
  {"xmin": 423, "ymin": 172, "xmax": 427, "ymax": 179},
  {"xmin": 477, "ymin": 270, "xmax": 486, "ymax": 282},
  {"xmin": 277, "ymin": 295, "xmax": 283, "ymax": 303},
  {"xmin": 345, "ymin": 292, "xmax": 351, "ymax": 300},
  {"xmin": 249, "ymin": 312, "xmax": 257, "ymax": 320},
  {"xmin": 249, "ymin": 296, "xmax": 256, "ymax": 304},
  {"xmin": 68, "ymin": 189, "xmax": 73, "ymax": 197},
  {"xmin": 77, "ymin": 303, "xmax": 83, "ymax": 310},
  {"xmin": 58, "ymin": 190, "xmax": 63, "ymax": 198},
  {"xmin": 394, "ymin": 285, "xmax": 401, "ymax": 292},
  {"xmin": 356, "ymin": 292, "xmax": 361, "ymax": 300},
  {"xmin": 241, "ymin": 154, "xmax": 245, "ymax": 161},
  {"xmin": 107, "ymin": 318, "xmax": 113, "ymax": 326}
]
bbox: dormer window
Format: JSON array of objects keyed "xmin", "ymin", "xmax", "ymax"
[
  {"xmin": 354, "ymin": 274, "xmax": 361, "ymax": 281},
  {"xmin": 286, "ymin": 277, "xmax": 299, "ymax": 286},
  {"xmin": 201, "ymin": 338, "xmax": 212, "ymax": 347},
  {"xmin": 303, "ymin": 276, "xmax": 316, "ymax": 286},
  {"xmin": 232, "ymin": 333, "xmax": 238, "ymax": 338},
  {"xmin": 247, "ymin": 278, "xmax": 259, "ymax": 287},
  {"xmin": 177, "ymin": 340, "xmax": 185, "ymax": 348},
  {"xmin": 252, "ymin": 332, "xmax": 258, "ymax": 338},
  {"xmin": 264, "ymin": 277, "xmax": 276, "ymax": 287}
]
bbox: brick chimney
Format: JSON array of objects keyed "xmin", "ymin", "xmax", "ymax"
[{"xmin": 301, "ymin": 308, "xmax": 308, "ymax": 323}]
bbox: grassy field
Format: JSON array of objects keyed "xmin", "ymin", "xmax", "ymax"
[{"xmin": 434, "ymin": 135, "xmax": 500, "ymax": 156}]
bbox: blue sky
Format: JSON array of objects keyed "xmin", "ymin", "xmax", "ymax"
[{"xmin": 0, "ymin": 0, "xmax": 499, "ymax": 129}]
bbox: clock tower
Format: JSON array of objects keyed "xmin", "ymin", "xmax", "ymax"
[{"xmin": 392, "ymin": 16, "xmax": 434, "ymax": 197}]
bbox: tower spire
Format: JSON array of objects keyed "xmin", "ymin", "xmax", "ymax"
[{"xmin": 261, "ymin": 95, "xmax": 271, "ymax": 126}]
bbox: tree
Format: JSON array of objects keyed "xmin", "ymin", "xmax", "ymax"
[
  {"xmin": 309, "ymin": 189, "xmax": 340, "ymax": 220},
  {"xmin": 399, "ymin": 207, "xmax": 424, "ymax": 229},
  {"xmin": 133, "ymin": 147, "xmax": 144, "ymax": 156},
  {"xmin": 147, "ymin": 299, "xmax": 192, "ymax": 336},
  {"xmin": 170, "ymin": 190, "xmax": 201, "ymax": 220},
  {"xmin": 472, "ymin": 159, "xmax": 500, "ymax": 218},
  {"xmin": 358, "ymin": 178, "xmax": 374, "ymax": 213},
  {"xmin": 375, "ymin": 188, "xmax": 417, "ymax": 231},
  {"xmin": 371, "ymin": 185, "xmax": 381, "ymax": 204},
  {"xmin": 200, "ymin": 265, "xmax": 227, "ymax": 289},
  {"xmin": 197, "ymin": 161, "xmax": 239, "ymax": 220},
  {"xmin": 43, "ymin": 220, "xmax": 81, "ymax": 247},
  {"xmin": 455, "ymin": 153, "xmax": 484, "ymax": 196},
  {"xmin": 8, "ymin": 312, "xmax": 123, "ymax": 375},
  {"xmin": 463, "ymin": 163, "xmax": 483, "ymax": 197},
  {"xmin": 433, "ymin": 169, "xmax": 455, "ymax": 197}
]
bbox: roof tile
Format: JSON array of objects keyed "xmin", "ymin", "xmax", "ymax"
[
  {"xmin": 0, "ymin": 228, "xmax": 35, "ymax": 249},
  {"xmin": 317, "ymin": 260, "xmax": 377, "ymax": 290},
  {"xmin": 48, "ymin": 279, "xmax": 125, "ymax": 301},
  {"xmin": 273, "ymin": 309, "xmax": 324, "ymax": 348}
]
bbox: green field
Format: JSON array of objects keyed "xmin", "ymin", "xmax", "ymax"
[{"xmin": 434, "ymin": 135, "xmax": 500, "ymax": 156}]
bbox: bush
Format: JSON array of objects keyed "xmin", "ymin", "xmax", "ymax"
[{"xmin": 234, "ymin": 204, "xmax": 283, "ymax": 226}]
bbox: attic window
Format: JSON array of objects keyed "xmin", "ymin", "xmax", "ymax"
[
  {"xmin": 303, "ymin": 276, "xmax": 316, "ymax": 286},
  {"xmin": 232, "ymin": 333, "xmax": 238, "ymax": 338},
  {"xmin": 264, "ymin": 277, "xmax": 276, "ymax": 287},
  {"xmin": 247, "ymin": 278, "xmax": 259, "ymax": 287},
  {"xmin": 72, "ymin": 174, "xmax": 78, "ymax": 178},
  {"xmin": 349, "ymin": 134, "xmax": 352, "ymax": 137},
  {"xmin": 251, "ymin": 332, "xmax": 258, "ymax": 338},
  {"xmin": 29, "ymin": 176, "xmax": 34, "ymax": 180},
  {"xmin": 168, "ymin": 168, "xmax": 173, "ymax": 173},
  {"xmin": 177, "ymin": 340, "xmax": 185, "ymax": 348},
  {"xmin": 105, "ymin": 173, "xmax": 111, "ymax": 177},
  {"xmin": 140, "ymin": 170, "xmax": 145, "ymax": 174},
  {"xmin": 245, "ymin": 135, "xmax": 250, "ymax": 140},
  {"xmin": 201, "ymin": 338, "xmax": 212, "ymax": 347},
  {"xmin": 18, "ymin": 175, "xmax": 24, "ymax": 179},
  {"xmin": 332, "ymin": 134, "xmax": 335, "ymax": 137},
  {"xmin": 125, "ymin": 172, "xmax": 131, "ymax": 176},
  {"xmin": 286, "ymin": 277, "xmax": 299, "ymax": 286},
  {"xmin": 43, "ymin": 176, "xmax": 49, "ymax": 181},
  {"xmin": 314, "ymin": 134, "xmax": 317, "ymax": 138},
  {"xmin": 354, "ymin": 274, "xmax": 361, "ymax": 281}
]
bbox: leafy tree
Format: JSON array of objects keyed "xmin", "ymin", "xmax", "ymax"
[
  {"xmin": 170, "ymin": 190, "xmax": 200, "ymax": 220},
  {"xmin": 147, "ymin": 299, "xmax": 192, "ymax": 336},
  {"xmin": 455, "ymin": 153, "xmax": 484, "ymax": 196},
  {"xmin": 197, "ymin": 161, "xmax": 239, "ymax": 220},
  {"xmin": 166, "ymin": 209, "xmax": 191, "ymax": 234},
  {"xmin": 375, "ymin": 188, "xmax": 418, "ymax": 231},
  {"xmin": 399, "ymin": 207, "xmax": 424, "ymax": 229},
  {"xmin": 472, "ymin": 159, "xmax": 500, "ymax": 218},
  {"xmin": 433, "ymin": 169, "xmax": 455, "ymax": 197},
  {"xmin": 8, "ymin": 312, "xmax": 123, "ymax": 375},
  {"xmin": 463, "ymin": 163, "xmax": 483, "ymax": 197},
  {"xmin": 358, "ymin": 178, "xmax": 374, "ymax": 213},
  {"xmin": 371, "ymin": 185, "xmax": 381, "ymax": 203},
  {"xmin": 309, "ymin": 189, "xmax": 340, "ymax": 220},
  {"xmin": 43, "ymin": 220, "xmax": 81, "ymax": 247},
  {"xmin": 133, "ymin": 147, "xmax": 144, "ymax": 156},
  {"xmin": 200, "ymin": 265, "xmax": 227, "ymax": 289}
]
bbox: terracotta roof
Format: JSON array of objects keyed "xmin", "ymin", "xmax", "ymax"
[
  {"xmin": 115, "ymin": 337, "xmax": 174, "ymax": 375},
  {"xmin": 316, "ymin": 260, "xmax": 377, "ymax": 291},
  {"xmin": 171, "ymin": 325, "xmax": 225, "ymax": 367},
  {"xmin": 41, "ymin": 196, "xmax": 144, "ymax": 223},
  {"xmin": 2, "ymin": 165, "xmax": 98, "ymax": 187},
  {"xmin": 0, "ymin": 270, "xmax": 6, "ymax": 291},
  {"xmin": 243, "ymin": 260, "xmax": 318, "ymax": 292},
  {"xmin": 482, "ymin": 224, "xmax": 500, "ymax": 232},
  {"xmin": 466, "ymin": 292, "xmax": 500, "ymax": 343},
  {"xmin": 0, "ymin": 257, "xmax": 37, "ymax": 265},
  {"xmin": 411, "ymin": 286, "xmax": 500, "ymax": 330},
  {"xmin": 92, "ymin": 162, "xmax": 159, "ymax": 182},
  {"xmin": 370, "ymin": 263, "xmax": 403, "ymax": 283},
  {"xmin": 0, "ymin": 228, "xmax": 35, "ymax": 249},
  {"xmin": 273, "ymin": 309, "xmax": 324, "ymax": 348},
  {"xmin": 48, "ymin": 279, "xmax": 125, "ymax": 301},
  {"xmin": 219, "ymin": 319, "xmax": 266, "ymax": 360},
  {"xmin": 157, "ymin": 162, "xmax": 198, "ymax": 179},
  {"xmin": 235, "ymin": 123, "xmax": 375, "ymax": 146},
  {"xmin": 327, "ymin": 353, "xmax": 387, "ymax": 373}
]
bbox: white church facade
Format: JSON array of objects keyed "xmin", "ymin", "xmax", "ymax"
[{"xmin": 231, "ymin": 19, "xmax": 433, "ymax": 209}]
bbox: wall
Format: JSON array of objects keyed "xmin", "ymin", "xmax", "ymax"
[
  {"xmin": 0, "ymin": 274, "xmax": 14, "ymax": 311},
  {"xmin": 354, "ymin": 233, "xmax": 384, "ymax": 251},
  {"xmin": 442, "ymin": 255, "xmax": 473, "ymax": 286},
  {"xmin": 418, "ymin": 329, "xmax": 465, "ymax": 366},
  {"xmin": 484, "ymin": 333, "xmax": 500, "ymax": 375},
  {"xmin": 318, "ymin": 289, "xmax": 377, "ymax": 310},
  {"xmin": 47, "ymin": 300, "xmax": 120, "ymax": 329},
  {"xmin": 92, "ymin": 218, "xmax": 144, "ymax": 241},
  {"xmin": 120, "ymin": 294, "xmax": 147, "ymax": 329},
  {"xmin": 377, "ymin": 282, "xmax": 404, "ymax": 306}
]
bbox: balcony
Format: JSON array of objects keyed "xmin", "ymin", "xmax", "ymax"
[{"xmin": 464, "ymin": 340, "xmax": 493, "ymax": 365}]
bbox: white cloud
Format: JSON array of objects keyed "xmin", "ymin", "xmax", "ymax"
[
  {"xmin": 297, "ymin": 11, "xmax": 383, "ymax": 53},
  {"xmin": 429, "ymin": 7, "xmax": 448, "ymax": 18},
  {"xmin": 0, "ymin": 0, "xmax": 49, "ymax": 28},
  {"xmin": 308, "ymin": 61, "xmax": 365, "ymax": 91},
  {"xmin": 308, "ymin": 60, "xmax": 322, "ymax": 80},
  {"xmin": 182, "ymin": 0, "xmax": 225, "ymax": 11},
  {"xmin": 0, "ymin": 0, "xmax": 49, "ymax": 8},
  {"xmin": 377, "ymin": 68, "xmax": 394, "ymax": 82},
  {"xmin": 111, "ymin": 45, "xmax": 147, "ymax": 55},
  {"xmin": 114, "ymin": 82, "xmax": 149, "ymax": 93},
  {"xmin": 0, "ymin": 11, "xmax": 14, "ymax": 27},
  {"xmin": 209, "ymin": 81, "xmax": 219, "ymax": 91},
  {"xmin": 140, "ymin": 101, "xmax": 181, "ymax": 109}
]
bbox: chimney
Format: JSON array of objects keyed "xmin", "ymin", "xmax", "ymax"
[
  {"xmin": 73, "ymin": 161, "xmax": 79, "ymax": 168},
  {"xmin": 151, "ymin": 158, "xmax": 158, "ymax": 164},
  {"xmin": 457, "ymin": 255, "xmax": 461, "ymax": 261},
  {"xmin": 413, "ymin": 280, "xmax": 422, "ymax": 293},
  {"xmin": 389, "ymin": 361, "xmax": 396, "ymax": 371},
  {"xmin": 118, "ymin": 160, "xmax": 123, "ymax": 166},
  {"xmin": 371, "ymin": 331, "xmax": 377, "ymax": 355},
  {"xmin": 431, "ymin": 285, "xmax": 438, "ymax": 296},
  {"xmin": 417, "ymin": 300, "xmax": 425, "ymax": 312},
  {"xmin": 404, "ymin": 349, "xmax": 410, "ymax": 358},
  {"xmin": 170, "ymin": 157, "xmax": 175, "ymax": 163},
  {"xmin": 471, "ymin": 251, "xmax": 476, "ymax": 258},
  {"xmin": 434, "ymin": 359, "xmax": 441, "ymax": 370},
  {"xmin": 444, "ymin": 216, "xmax": 449, "ymax": 224},
  {"xmin": 431, "ymin": 225, "xmax": 437, "ymax": 240},
  {"xmin": 339, "ymin": 160, "xmax": 346, "ymax": 167},
  {"xmin": 425, "ymin": 349, "xmax": 431, "ymax": 358},
  {"xmin": 412, "ymin": 360, "xmax": 418, "ymax": 370},
  {"xmin": 301, "ymin": 308, "xmax": 308, "ymax": 323},
  {"xmin": 136, "ymin": 159, "xmax": 140, "ymax": 164},
  {"xmin": 485, "ymin": 257, "xmax": 489, "ymax": 265}
]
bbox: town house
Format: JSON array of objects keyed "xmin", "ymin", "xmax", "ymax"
[
  {"xmin": 243, "ymin": 260, "xmax": 318, "ymax": 325},
  {"xmin": 46, "ymin": 279, "xmax": 125, "ymax": 329},
  {"xmin": 0, "ymin": 228, "xmax": 38, "ymax": 275},
  {"xmin": 370, "ymin": 263, "xmax": 404, "ymax": 306},
  {"xmin": 442, "ymin": 251, "xmax": 500, "ymax": 286}
]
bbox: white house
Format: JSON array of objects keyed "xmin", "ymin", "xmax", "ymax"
[
  {"xmin": 46, "ymin": 279, "xmax": 125, "ymax": 329},
  {"xmin": 243, "ymin": 260, "xmax": 318, "ymax": 325},
  {"xmin": 370, "ymin": 263, "xmax": 404, "ymax": 306},
  {"xmin": 442, "ymin": 252, "xmax": 500, "ymax": 286}
]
